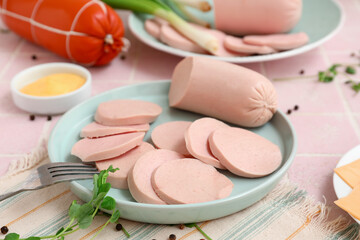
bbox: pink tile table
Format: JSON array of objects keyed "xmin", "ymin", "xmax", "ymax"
[{"xmin": 0, "ymin": 0, "xmax": 359, "ymax": 226}]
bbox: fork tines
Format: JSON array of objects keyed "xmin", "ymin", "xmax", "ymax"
[{"xmin": 39, "ymin": 162, "xmax": 99, "ymax": 180}]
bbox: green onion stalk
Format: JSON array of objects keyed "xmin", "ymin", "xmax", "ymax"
[
  {"xmin": 102, "ymin": 0, "xmax": 218, "ymax": 54},
  {"xmin": 172, "ymin": 2, "xmax": 211, "ymax": 28},
  {"xmin": 172, "ymin": 0, "xmax": 211, "ymax": 12}
]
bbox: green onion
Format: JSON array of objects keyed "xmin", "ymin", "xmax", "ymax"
[
  {"xmin": 102, "ymin": 0, "xmax": 218, "ymax": 54},
  {"xmin": 172, "ymin": 0, "xmax": 211, "ymax": 12},
  {"xmin": 172, "ymin": 2, "xmax": 211, "ymax": 28}
]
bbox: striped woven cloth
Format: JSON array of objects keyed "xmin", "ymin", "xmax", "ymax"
[{"xmin": 0, "ymin": 145, "xmax": 358, "ymax": 240}]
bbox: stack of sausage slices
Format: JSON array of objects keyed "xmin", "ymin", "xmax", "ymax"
[{"xmin": 71, "ymin": 99, "xmax": 282, "ymax": 205}]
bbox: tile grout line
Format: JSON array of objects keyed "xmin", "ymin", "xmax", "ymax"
[
  {"xmin": 0, "ymin": 39, "xmax": 24, "ymax": 82},
  {"xmin": 296, "ymin": 153, "xmax": 343, "ymax": 157},
  {"xmin": 128, "ymin": 43, "xmax": 142, "ymax": 83},
  {"xmin": 260, "ymin": 62, "xmax": 267, "ymax": 77},
  {"xmin": 319, "ymin": 46, "xmax": 360, "ymax": 141},
  {"xmin": 37, "ymin": 120, "xmax": 52, "ymax": 147}
]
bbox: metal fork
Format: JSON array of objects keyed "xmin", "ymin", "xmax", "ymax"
[{"xmin": 0, "ymin": 162, "xmax": 99, "ymax": 202}]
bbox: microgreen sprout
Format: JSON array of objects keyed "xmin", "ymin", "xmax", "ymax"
[
  {"xmin": 345, "ymin": 66, "xmax": 356, "ymax": 75},
  {"xmin": 0, "ymin": 166, "xmax": 130, "ymax": 240},
  {"xmin": 318, "ymin": 64, "xmax": 341, "ymax": 83},
  {"xmin": 185, "ymin": 223, "xmax": 212, "ymax": 240}
]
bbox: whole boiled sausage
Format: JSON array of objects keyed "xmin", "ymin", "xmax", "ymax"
[
  {"xmin": 168, "ymin": 56, "xmax": 278, "ymax": 127},
  {"xmin": 213, "ymin": 0, "xmax": 302, "ymax": 35}
]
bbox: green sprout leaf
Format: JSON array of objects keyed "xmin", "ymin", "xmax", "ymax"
[
  {"xmin": 110, "ymin": 210, "xmax": 121, "ymax": 223},
  {"xmin": 101, "ymin": 197, "xmax": 116, "ymax": 211},
  {"xmin": 346, "ymin": 66, "xmax": 356, "ymax": 75},
  {"xmin": 93, "ymin": 192, "xmax": 107, "ymax": 206},
  {"xmin": 329, "ymin": 64, "xmax": 341, "ymax": 74},
  {"xmin": 107, "ymin": 165, "xmax": 119, "ymax": 173},
  {"xmin": 99, "ymin": 183, "xmax": 111, "ymax": 195},
  {"xmin": 79, "ymin": 215, "xmax": 93, "ymax": 229},
  {"xmin": 56, "ymin": 227, "xmax": 64, "ymax": 236},
  {"xmin": 24, "ymin": 237, "xmax": 40, "ymax": 240},
  {"xmin": 69, "ymin": 200, "xmax": 81, "ymax": 218},
  {"xmin": 76, "ymin": 203, "xmax": 94, "ymax": 222},
  {"xmin": 4, "ymin": 233, "xmax": 19, "ymax": 240},
  {"xmin": 352, "ymin": 83, "xmax": 360, "ymax": 93}
]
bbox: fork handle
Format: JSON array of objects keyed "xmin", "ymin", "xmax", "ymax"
[
  {"xmin": 0, "ymin": 190, "xmax": 27, "ymax": 202},
  {"xmin": 0, "ymin": 187, "xmax": 45, "ymax": 202}
]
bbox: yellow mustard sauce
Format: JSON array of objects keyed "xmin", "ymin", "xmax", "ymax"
[{"xmin": 20, "ymin": 73, "xmax": 86, "ymax": 97}]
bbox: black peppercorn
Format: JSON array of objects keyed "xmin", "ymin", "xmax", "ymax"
[
  {"xmin": 287, "ymin": 109, "xmax": 292, "ymax": 115},
  {"xmin": 116, "ymin": 223, "xmax": 122, "ymax": 231},
  {"xmin": 47, "ymin": 115, "xmax": 52, "ymax": 121},
  {"xmin": 29, "ymin": 115, "xmax": 35, "ymax": 121},
  {"xmin": 351, "ymin": 52, "xmax": 356, "ymax": 57},
  {"xmin": 169, "ymin": 234, "xmax": 176, "ymax": 240},
  {"xmin": 294, "ymin": 105, "xmax": 299, "ymax": 111},
  {"xmin": 1, "ymin": 226, "xmax": 8, "ymax": 234},
  {"xmin": 31, "ymin": 55, "xmax": 37, "ymax": 60},
  {"xmin": 179, "ymin": 224, "xmax": 185, "ymax": 230},
  {"xmin": 299, "ymin": 69, "xmax": 305, "ymax": 75}
]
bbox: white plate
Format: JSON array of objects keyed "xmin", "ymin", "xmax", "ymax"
[
  {"xmin": 333, "ymin": 145, "xmax": 360, "ymax": 224},
  {"xmin": 128, "ymin": 0, "xmax": 343, "ymax": 63}
]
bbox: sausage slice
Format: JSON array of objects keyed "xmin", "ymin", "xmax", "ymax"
[
  {"xmin": 224, "ymin": 35, "xmax": 276, "ymax": 55},
  {"xmin": 145, "ymin": 19, "xmax": 161, "ymax": 40},
  {"xmin": 152, "ymin": 158, "xmax": 233, "ymax": 204},
  {"xmin": 95, "ymin": 142, "xmax": 154, "ymax": 189},
  {"xmin": 184, "ymin": 118, "xmax": 227, "ymax": 169},
  {"xmin": 128, "ymin": 149, "xmax": 184, "ymax": 204},
  {"xmin": 243, "ymin": 32, "xmax": 309, "ymax": 50},
  {"xmin": 81, "ymin": 122, "xmax": 149, "ymax": 138},
  {"xmin": 71, "ymin": 132, "xmax": 145, "ymax": 162},
  {"xmin": 209, "ymin": 127, "xmax": 282, "ymax": 178},
  {"xmin": 95, "ymin": 99, "xmax": 162, "ymax": 126},
  {"xmin": 160, "ymin": 24, "xmax": 206, "ymax": 54},
  {"xmin": 151, "ymin": 121, "xmax": 192, "ymax": 156}
]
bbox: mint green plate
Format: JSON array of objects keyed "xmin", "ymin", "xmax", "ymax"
[
  {"xmin": 129, "ymin": 0, "xmax": 343, "ymax": 63},
  {"xmin": 48, "ymin": 81, "xmax": 297, "ymax": 224}
]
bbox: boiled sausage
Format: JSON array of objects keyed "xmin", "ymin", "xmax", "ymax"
[
  {"xmin": 151, "ymin": 158, "xmax": 233, "ymax": 204},
  {"xmin": 209, "ymin": 127, "xmax": 282, "ymax": 178},
  {"xmin": 128, "ymin": 149, "xmax": 184, "ymax": 204},
  {"xmin": 169, "ymin": 56, "xmax": 278, "ymax": 127},
  {"xmin": 184, "ymin": 118, "xmax": 226, "ymax": 169},
  {"xmin": 224, "ymin": 36, "xmax": 276, "ymax": 55},
  {"xmin": 243, "ymin": 32, "xmax": 309, "ymax": 50},
  {"xmin": 71, "ymin": 132, "xmax": 145, "ymax": 162},
  {"xmin": 151, "ymin": 121, "xmax": 192, "ymax": 156},
  {"xmin": 95, "ymin": 99, "xmax": 162, "ymax": 126},
  {"xmin": 81, "ymin": 122, "xmax": 149, "ymax": 138},
  {"xmin": 95, "ymin": 142, "xmax": 154, "ymax": 189}
]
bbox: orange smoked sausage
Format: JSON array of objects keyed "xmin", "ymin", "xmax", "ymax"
[{"xmin": 0, "ymin": 0, "xmax": 124, "ymax": 66}]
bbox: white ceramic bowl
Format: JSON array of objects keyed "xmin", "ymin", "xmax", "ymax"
[{"xmin": 11, "ymin": 63, "xmax": 91, "ymax": 115}]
